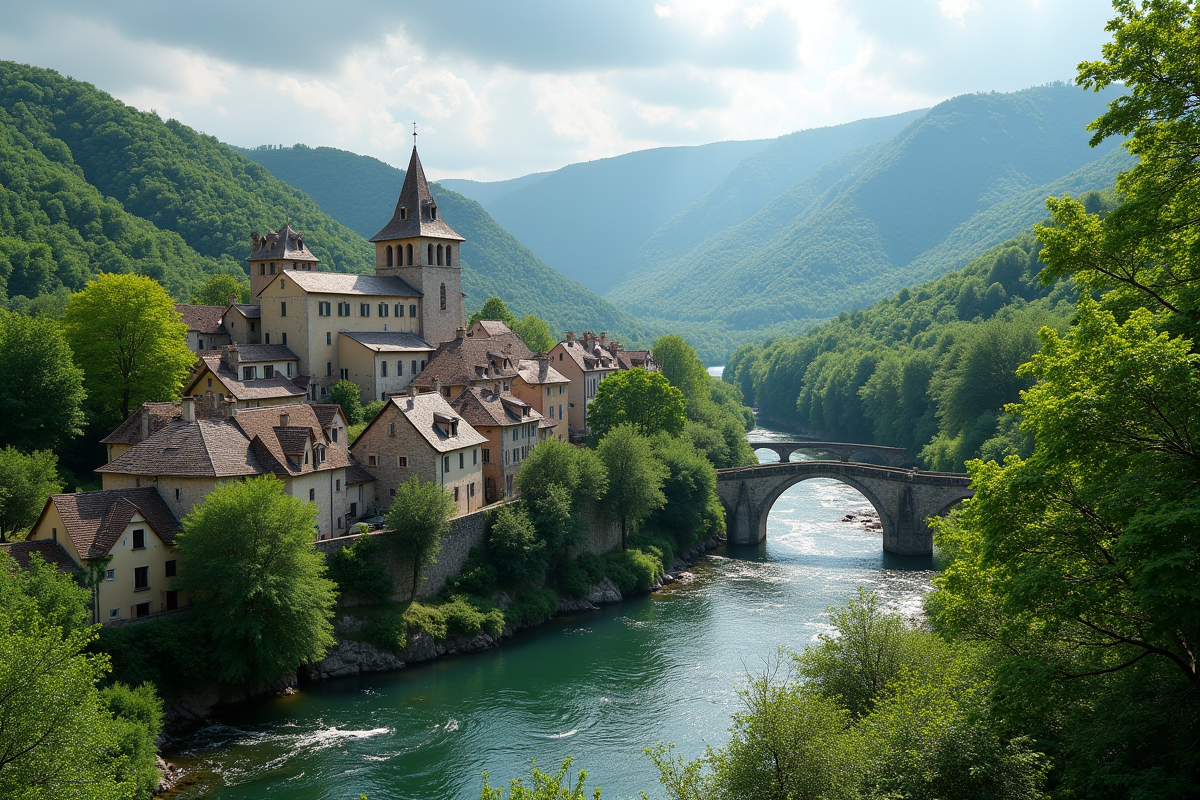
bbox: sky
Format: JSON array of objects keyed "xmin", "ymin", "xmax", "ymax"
[{"xmin": 0, "ymin": 1, "xmax": 1115, "ymax": 181}]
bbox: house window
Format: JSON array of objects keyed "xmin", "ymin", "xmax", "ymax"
[
  {"xmin": 482, "ymin": 448, "xmax": 490, "ymax": 464},
  {"xmin": 411, "ymin": 359, "xmax": 417, "ymax": 375},
  {"xmin": 281, "ymin": 279, "xmax": 286, "ymax": 289},
  {"xmin": 265, "ymin": 365, "xmax": 275, "ymax": 379},
  {"xmin": 319, "ymin": 301, "xmax": 331, "ymax": 316},
  {"xmin": 368, "ymin": 455, "xmax": 377, "ymax": 466},
  {"xmin": 305, "ymin": 451, "xmax": 309, "ymax": 464},
  {"xmin": 459, "ymin": 452, "xmax": 464, "ymax": 469},
  {"xmin": 260, "ymin": 264, "xmax": 266, "ymax": 276},
  {"xmin": 207, "ymin": 377, "xmax": 212, "ymax": 388},
  {"xmin": 270, "ymin": 263, "xmax": 276, "ymax": 274},
  {"xmin": 473, "ymin": 448, "xmax": 478, "ymax": 465},
  {"xmin": 175, "ymin": 488, "xmax": 180, "ymax": 501},
  {"xmin": 265, "ymin": 333, "xmax": 270, "ymax": 344},
  {"xmin": 453, "ymin": 486, "xmax": 459, "ymax": 501},
  {"xmin": 109, "ymin": 608, "xmax": 120, "ymax": 619},
  {"xmin": 409, "ymin": 304, "xmax": 417, "ymax": 318},
  {"xmin": 135, "ymin": 602, "xmax": 151, "ymax": 618},
  {"xmin": 397, "ymin": 361, "xmax": 403, "ymax": 376},
  {"xmin": 337, "ymin": 516, "xmax": 343, "ymax": 529},
  {"xmin": 332, "ymin": 427, "xmax": 339, "ymax": 443},
  {"xmin": 437, "ymin": 244, "xmax": 444, "ymax": 266},
  {"xmin": 440, "ymin": 283, "xmax": 446, "ymax": 310},
  {"xmin": 134, "ymin": 566, "xmax": 149, "ymax": 591},
  {"xmin": 389, "ymin": 422, "xmax": 396, "ymax": 436},
  {"xmin": 327, "ymin": 331, "xmax": 332, "ymax": 346},
  {"xmin": 381, "ymin": 361, "xmax": 388, "ymax": 377},
  {"xmin": 165, "ymin": 560, "xmax": 177, "ymax": 577},
  {"xmin": 386, "ymin": 245, "xmax": 394, "ymax": 267},
  {"xmin": 105, "ymin": 569, "xmax": 115, "ymax": 581},
  {"xmin": 336, "ymin": 479, "xmax": 341, "ymax": 492},
  {"xmin": 396, "ymin": 304, "xmax": 404, "ymax": 317},
  {"xmin": 243, "ymin": 366, "xmax": 255, "ymax": 380},
  {"xmin": 281, "ymin": 301, "xmax": 287, "ymax": 317},
  {"xmin": 398, "ymin": 456, "xmax": 408, "ymax": 467},
  {"xmin": 379, "ymin": 303, "xmax": 389, "ymax": 317},
  {"xmin": 288, "ymin": 362, "xmax": 293, "ymax": 376},
  {"xmin": 443, "ymin": 455, "xmax": 450, "ymax": 472},
  {"xmin": 327, "ymin": 361, "xmax": 333, "ymax": 377},
  {"xmin": 430, "ymin": 206, "xmax": 437, "ymax": 220},
  {"xmin": 340, "ymin": 368, "xmax": 349, "ymax": 380},
  {"xmin": 406, "ymin": 243, "xmax": 413, "ymax": 264},
  {"xmin": 360, "ymin": 303, "xmax": 370, "ymax": 317},
  {"xmin": 282, "ymin": 332, "xmax": 287, "ymax": 346},
  {"xmin": 446, "ymin": 245, "xmax": 453, "ymax": 266},
  {"xmin": 309, "ymin": 488, "xmax": 315, "ymax": 501},
  {"xmin": 549, "ymin": 406, "xmax": 554, "ymax": 419},
  {"xmin": 428, "ymin": 244, "xmax": 434, "ymax": 264},
  {"xmin": 250, "ymin": 321, "xmax": 257, "ymax": 332}
]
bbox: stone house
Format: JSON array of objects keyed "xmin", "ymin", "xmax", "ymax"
[
  {"xmin": 351, "ymin": 389, "xmax": 486, "ymax": 516},
  {"xmin": 182, "ymin": 343, "xmax": 308, "ymax": 409},
  {"xmin": 97, "ymin": 398, "xmax": 368, "ymax": 540},
  {"xmin": 222, "ymin": 301, "xmax": 262, "ymax": 345},
  {"xmin": 412, "ymin": 326, "xmax": 533, "ymax": 399},
  {"xmin": 548, "ymin": 331, "xmax": 621, "ymax": 439},
  {"xmin": 24, "ymin": 488, "xmax": 186, "ymax": 624},
  {"xmin": 511, "ymin": 357, "xmax": 570, "ymax": 441},
  {"xmin": 175, "ymin": 304, "xmax": 231, "ymax": 355},
  {"xmin": 450, "ymin": 386, "xmax": 544, "ymax": 503}
]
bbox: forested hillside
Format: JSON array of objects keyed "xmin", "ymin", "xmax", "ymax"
[
  {"xmin": 724, "ymin": 194, "xmax": 1114, "ymax": 470},
  {"xmin": 611, "ymin": 84, "xmax": 1125, "ymax": 330},
  {"xmin": 239, "ymin": 144, "xmax": 656, "ymax": 343}
]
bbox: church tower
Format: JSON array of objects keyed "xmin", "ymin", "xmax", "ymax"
[{"xmin": 371, "ymin": 146, "xmax": 465, "ymax": 347}]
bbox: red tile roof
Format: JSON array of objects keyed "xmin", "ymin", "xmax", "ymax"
[
  {"xmin": 42, "ymin": 488, "xmax": 180, "ymax": 559},
  {"xmin": 175, "ymin": 304, "xmax": 228, "ymax": 335},
  {"xmin": 0, "ymin": 539, "xmax": 78, "ymax": 572}
]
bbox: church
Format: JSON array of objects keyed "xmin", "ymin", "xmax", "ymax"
[{"xmin": 243, "ymin": 146, "xmax": 466, "ymax": 404}]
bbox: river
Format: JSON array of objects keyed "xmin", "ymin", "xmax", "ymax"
[{"xmin": 170, "ymin": 414, "xmax": 937, "ymax": 799}]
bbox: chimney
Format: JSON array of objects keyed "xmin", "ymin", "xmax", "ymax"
[
  {"xmin": 566, "ymin": 331, "xmax": 575, "ymax": 343},
  {"xmin": 456, "ymin": 327, "xmax": 466, "ymax": 340},
  {"xmin": 229, "ymin": 293, "xmax": 237, "ymax": 306},
  {"xmin": 433, "ymin": 378, "xmax": 442, "ymax": 395},
  {"xmin": 408, "ymin": 384, "xmax": 418, "ymax": 397},
  {"xmin": 140, "ymin": 405, "xmax": 150, "ymax": 441},
  {"xmin": 181, "ymin": 396, "xmax": 196, "ymax": 423},
  {"xmin": 280, "ymin": 411, "xmax": 290, "ymax": 428},
  {"xmin": 599, "ymin": 332, "xmax": 607, "ymax": 346}
]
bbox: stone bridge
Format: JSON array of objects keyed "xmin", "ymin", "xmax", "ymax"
[
  {"xmin": 715, "ymin": 461, "xmax": 972, "ymax": 556},
  {"xmin": 747, "ymin": 440, "xmax": 912, "ymax": 467}
]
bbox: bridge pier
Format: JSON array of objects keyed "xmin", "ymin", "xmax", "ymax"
[{"xmin": 717, "ymin": 462, "xmax": 972, "ymax": 556}]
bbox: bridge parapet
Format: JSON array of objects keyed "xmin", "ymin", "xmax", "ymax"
[
  {"xmin": 746, "ymin": 441, "xmax": 912, "ymax": 467},
  {"xmin": 715, "ymin": 461, "xmax": 971, "ymax": 556}
]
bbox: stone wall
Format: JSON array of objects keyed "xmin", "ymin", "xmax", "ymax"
[{"xmin": 315, "ymin": 498, "xmax": 622, "ymax": 601}]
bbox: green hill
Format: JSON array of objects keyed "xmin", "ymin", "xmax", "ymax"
[
  {"xmin": 236, "ymin": 144, "xmax": 656, "ymax": 343},
  {"xmin": 608, "ymin": 84, "xmax": 1126, "ymax": 329}
]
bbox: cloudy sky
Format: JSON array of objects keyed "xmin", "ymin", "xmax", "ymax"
[{"xmin": 0, "ymin": 1, "xmax": 1114, "ymax": 181}]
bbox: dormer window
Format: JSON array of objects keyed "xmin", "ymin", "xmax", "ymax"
[
  {"xmin": 430, "ymin": 206, "xmax": 437, "ymax": 220},
  {"xmin": 399, "ymin": 208, "xmax": 408, "ymax": 220}
]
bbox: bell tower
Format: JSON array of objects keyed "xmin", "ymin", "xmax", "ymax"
[
  {"xmin": 371, "ymin": 146, "xmax": 465, "ymax": 347},
  {"xmin": 246, "ymin": 224, "xmax": 319, "ymax": 298}
]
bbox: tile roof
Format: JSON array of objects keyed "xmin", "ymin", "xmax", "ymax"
[
  {"xmin": 99, "ymin": 403, "xmax": 353, "ymax": 479},
  {"xmin": 279, "ymin": 271, "xmax": 422, "ymax": 298},
  {"xmin": 339, "ymin": 331, "xmax": 435, "ymax": 352},
  {"xmin": 175, "ymin": 304, "xmax": 228, "ymax": 335},
  {"xmin": 451, "ymin": 387, "xmax": 545, "ymax": 429},
  {"xmin": 228, "ymin": 303, "xmax": 261, "ymax": 319},
  {"xmin": 356, "ymin": 392, "xmax": 488, "ymax": 454},
  {"xmin": 311, "ymin": 404, "xmax": 346, "ymax": 430},
  {"xmin": 345, "ymin": 463, "xmax": 376, "ymax": 485},
  {"xmin": 557, "ymin": 339, "xmax": 620, "ymax": 373},
  {"xmin": 0, "ymin": 539, "xmax": 78, "ymax": 572},
  {"xmin": 371, "ymin": 147, "xmax": 466, "ymax": 243},
  {"xmin": 470, "ymin": 319, "xmax": 516, "ymax": 338},
  {"xmin": 247, "ymin": 223, "xmax": 320, "ymax": 264},
  {"xmin": 101, "ymin": 402, "xmax": 204, "ymax": 446},
  {"xmin": 230, "ymin": 344, "xmax": 299, "ymax": 362},
  {"xmin": 413, "ymin": 333, "xmax": 532, "ymax": 389},
  {"xmin": 42, "ymin": 488, "xmax": 181, "ymax": 559},
  {"xmin": 516, "ymin": 358, "xmax": 570, "ymax": 386},
  {"xmin": 185, "ymin": 355, "xmax": 306, "ymax": 402}
]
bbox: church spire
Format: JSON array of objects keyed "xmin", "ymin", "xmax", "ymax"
[{"xmin": 370, "ymin": 146, "xmax": 464, "ymax": 243}]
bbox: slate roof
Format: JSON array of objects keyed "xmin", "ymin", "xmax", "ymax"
[
  {"xmin": 175, "ymin": 304, "xmax": 227, "ymax": 335},
  {"xmin": 371, "ymin": 147, "xmax": 465, "ymax": 243},
  {"xmin": 339, "ymin": 331, "xmax": 435, "ymax": 353},
  {"xmin": 247, "ymin": 223, "xmax": 320, "ymax": 264},
  {"xmin": 101, "ymin": 402, "xmax": 200, "ymax": 446},
  {"xmin": 413, "ymin": 333, "xmax": 532, "ymax": 389},
  {"xmin": 230, "ymin": 344, "xmax": 298, "ymax": 362},
  {"xmin": 185, "ymin": 356, "xmax": 306, "ymax": 402},
  {"xmin": 228, "ymin": 303, "xmax": 261, "ymax": 319},
  {"xmin": 516, "ymin": 359, "xmax": 570, "ymax": 386},
  {"xmin": 345, "ymin": 463, "xmax": 376, "ymax": 485},
  {"xmin": 557, "ymin": 339, "xmax": 620, "ymax": 373},
  {"xmin": 356, "ymin": 392, "xmax": 487, "ymax": 454},
  {"xmin": 278, "ymin": 271, "xmax": 422, "ymax": 297},
  {"xmin": 451, "ymin": 387, "xmax": 544, "ymax": 429},
  {"xmin": 0, "ymin": 539, "xmax": 78, "ymax": 572},
  {"xmin": 311, "ymin": 404, "xmax": 346, "ymax": 430},
  {"xmin": 470, "ymin": 319, "xmax": 516, "ymax": 338},
  {"xmin": 41, "ymin": 488, "xmax": 181, "ymax": 559},
  {"xmin": 99, "ymin": 404, "xmax": 351, "ymax": 480}
]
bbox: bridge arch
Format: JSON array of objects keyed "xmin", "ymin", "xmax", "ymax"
[{"xmin": 751, "ymin": 471, "xmax": 891, "ymax": 544}]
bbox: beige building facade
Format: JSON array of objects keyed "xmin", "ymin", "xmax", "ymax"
[
  {"xmin": 548, "ymin": 331, "xmax": 620, "ymax": 438},
  {"xmin": 512, "ymin": 357, "xmax": 571, "ymax": 441}
]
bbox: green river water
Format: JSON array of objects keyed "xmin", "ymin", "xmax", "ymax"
[{"xmin": 170, "ymin": 424, "xmax": 936, "ymax": 799}]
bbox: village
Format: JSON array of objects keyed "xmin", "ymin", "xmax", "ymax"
[{"xmin": 3, "ymin": 146, "xmax": 659, "ymax": 626}]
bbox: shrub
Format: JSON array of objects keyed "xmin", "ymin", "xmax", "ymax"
[
  {"xmin": 556, "ymin": 559, "xmax": 591, "ymax": 599},
  {"xmin": 488, "ymin": 503, "xmax": 547, "ymax": 585},
  {"xmin": 441, "ymin": 595, "xmax": 505, "ymax": 637},
  {"xmin": 361, "ymin": 605, "xmax": 408, "ymax": 654},
  {"xmin": 99, "ymin": 682, "xmax": 163, "ymax": 799},
  {"xmin": 602, "ymin": 548, "xmax": 664, "ymax": 594},
  {"xmin": 507, "ymin": 587, "xmax": 560, "ymax": 627},
  {"xmin": 444, "ymin": 545, "xmax": 498, "ymax": 597},
  {"xmin": 326, "ymin": 534, "xmax": 393, "ymax": 603},
  {"xmin": 99, "ymin": 616, "xmax": 218, "ymax": 697}
]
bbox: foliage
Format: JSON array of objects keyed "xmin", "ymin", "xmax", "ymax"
[
  {"xmin": 404, "ymin": 596, "xmax": 505, "ymax": 641},
  {"xmin": 326, "ymin": 534, "xmax": 394, "ymax": 603},
  {"xmin": 190, "ymin": 272, "xmax": 249, "ymax": 306},
  {"xmin": 649, "ymin": 434, "xmax": 724, "ymax": 546},
  {"xmin": 329, "ymin": 378, "xmax": 364, "ymax": 425},
  {"xmin": 600, "ymin": 548, "xmax": 663, "ymax": 595},
  {"xmin": 587, "ymin": 368, "xmax": 686, "ymax": 438},
  {"xmin": 481, "ymin": 758, "xmax": 601, "ymax": 800},
  {"xmin": 0, "ymin": 310, "xmax": 85, "ymax": 450},
  {"xmin": 652, "ymin": 335, "xmax": 709, "ymax": 402},
  {"xmin": 505, "ymin": 587, "xmax": 562, "ymax": 627},
  {"xmin": 386, "ymin": 475, "xmax": 458, "ymax": 600},
  {"xmin": 98, "ymin": 614, "xmax": 217, "ymax": 698},
  {"xmin": 512, "ymin": 314, "xmax": 557, "ymax": 353},
  {"xmin": 468, "ymin": 296, "xmax": 518, "ymax": 329},
  {"xmin": 361, "ymin": 398, "xmax": 386, "ymax": 423},
  {"xmin": 99, "ymin": 682, "xmax": 164, "ymax": 800},
  {"xmin": 444, "ymin": 545, "xmax": 499, "ymax": 597},
  {"xmin": 597, "ymin": 425, "xmax": 667, "ymax": 550},
  {"xmin": 488, "ymin": 503, "xmax": 548, "ymax": 585},
  {"xmin": 515, "ymin": 437, "xmax": 608, "ymax": 511},
  {"xmin": 62, "ymin": 273, "xmax": 195, "ymax": 426},
  {"xmin": 174, "ymin": 476, "xmax": 337, "ymax": 684},
  {"xmin": 0, "ymin": 446, "xmax": 61, "ymax": 540}
]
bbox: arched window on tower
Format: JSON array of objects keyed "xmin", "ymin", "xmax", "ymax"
[
  {"xmin": 446, "ymin": 245, "xmax": 453, "ymax": 266},
  {"xmin": 406, "ymin": 243, "xmax": 413, "ymax": 266},
  {"xmin": 386, "ymin": 245, "xmax": 393, "ymax": 267},
  {"xmin": 428, "ymin": 244, "xmax": 434, "ymax": 265},
  {"xmin": 437, "ymin": 244, "xmax": 443, "ymax": 266},
  {"xmin": 440, "ymin": 283, "xmax": 447, "ymax": 310}
]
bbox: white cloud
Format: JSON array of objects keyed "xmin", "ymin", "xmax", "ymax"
[{"xmin": 938, "ymin": 0, "xmax": 982, "ymax": 26}]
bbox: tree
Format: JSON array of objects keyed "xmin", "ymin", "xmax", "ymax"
[
  {"xmin": 386, "ymin": 475, "xmax": 458, "ymax": 600},
  {"xmin": 174, "ymin": 476, "xmax": 337, "ymax": 684},
  {"xmin": 469, "ymin": 296, "xmax": 518, "ymax": 329},
  {"xmin": 0, "ymin": 551, "xmax": 151, "ymax": 800},
  {"xmin": 62, "ymin": 274, "xmax": 195, "ymax": 425},
  {"xmin": 587, "ymin": 368, "xmax": 686, "ymax": 438},
  {"xmin": 512, "ymin": 314, "xmax": 557, "ymax": 353},
  {"xmin": 515, "ymin": 437, "xmax": 607, "ymax": 511},
  {"xmin": 481, "ymin": 758, "xmax": 601, "ymax": 800},
  {"xmin": 652, "ymin": 335, "xmax": 709, "ymax": 401},
  {"xmin": 330, "ymin": 379, "xmax": 364, "ymax": 425},
  {"xmin": 0, "ymin": 447, "xmax": 61, "ymax": 542},
  {"xmin": 99, "ymin": 682, "xmax": 164, "ymax": 800},
  {"xmin": 0, "ymin": 311, "xmax": 86, "ymax": 451},
  {"xmin": 487, "ymin": 503, "xmax": 547, "ymax": 585},
  {"xmin": 596, "ymin": 425, "xmax": 666, "ymax": 550},
  {"xmin": 650, "ymin": 433, "xmax": 724, "ymax": 544},
  {"xmin": 190, "ymin": 272, "xmax": 249, "ymax": 306}
]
